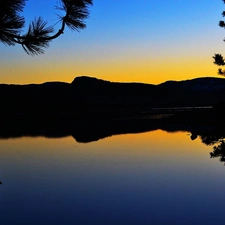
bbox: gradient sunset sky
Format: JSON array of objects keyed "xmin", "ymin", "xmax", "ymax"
[{"xmin": 0, "ymin": 0, "xmax": 225, "ymax": 84}]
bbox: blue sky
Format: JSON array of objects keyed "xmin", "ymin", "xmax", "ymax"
[{"xmin": 0, "ymin": 0, "xmax": 225, "ymax": 84}]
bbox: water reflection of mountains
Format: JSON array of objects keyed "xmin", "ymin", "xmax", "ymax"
[
  {"xmin": 1, "ymin": 110, "xmax": 225, "ymax": 163},
  {"xmin": 0, "ymin": 112, "xmax": 225, "ymax": 144},
  {"xmin": 1, "ymin": 75, "xmax": 225, "ymax": 147}
]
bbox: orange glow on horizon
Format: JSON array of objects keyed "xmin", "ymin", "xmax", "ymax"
[{"xmin": 0, "ymin": 55, "xmax": 219, "ymax": 85}]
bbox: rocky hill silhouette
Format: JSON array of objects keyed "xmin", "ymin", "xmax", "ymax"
[{"xmin": 1, "ymin": 76, "xmax": 225, "ymax": 116}]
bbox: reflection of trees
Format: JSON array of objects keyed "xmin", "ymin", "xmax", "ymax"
[
  {"xmin": 190, "ymin": 131, "xmax": 225, "ymax": 164},
  {"xmin": 210, "ymin": 141, "xmax": 225, "ymax": 163},
  {"xmin": 190, "ymin": 131, "xmax": 224, "ymax": 146},
  {"xmin": 199, "ymin": 135, "xmax": 224, "ymax": 146}
]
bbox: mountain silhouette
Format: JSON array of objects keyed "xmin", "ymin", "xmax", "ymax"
[
  {"xmin": 0, "ymin": 76, "xmax": 225, "ymax": 116},
  {"xmin": 0, "ymin": 75, "xmax": 225, "ymax": 143}
]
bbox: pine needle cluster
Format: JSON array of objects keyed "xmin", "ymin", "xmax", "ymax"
[{"xmin": 0, "ymin": 0, "xmax": 93, "ymax": 55}]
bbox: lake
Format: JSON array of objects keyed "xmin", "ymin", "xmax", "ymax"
[{"xmin": 0, "ymin": 128, "xmax": 224, "ymax": 225}]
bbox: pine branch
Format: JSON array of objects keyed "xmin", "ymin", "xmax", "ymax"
[
  {"xmin": 18, "ymin": 17, "xmax": 54, "ymax": 55},
  {"xmin": 0, "ymin": 0, "xmax": 26, "ymax": 45},
  {"xmin": 0, "ymin": 14, "xmax": 24, "ymax": 45},
  {"xmin": 213, "ymin": 54, "xmax": 225, "ymax": 66},
  {"xmin": 0, "ymin": 0, "xmax": 93, "ymax": 55},
  {"xmin": 0, "ymin": 0, "xmax": 26, "ymax": 16}
]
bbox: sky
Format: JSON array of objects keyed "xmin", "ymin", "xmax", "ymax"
[{"xmin": 0, "ymin": 0, "xmax": 225, "ymax": 84}]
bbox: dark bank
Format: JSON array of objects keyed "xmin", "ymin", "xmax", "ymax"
[{"xmin": 1, "ymin": 76, "xmax": 225, "ymax": 143}]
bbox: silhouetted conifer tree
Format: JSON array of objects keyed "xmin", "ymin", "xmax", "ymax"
[
  {"xmin": 213, "ymin": 0, "xmax": 225, "ymax": 75},
  {"xmin": 0, "ymin": 0, "xmax": 93, "ymax": 55}
]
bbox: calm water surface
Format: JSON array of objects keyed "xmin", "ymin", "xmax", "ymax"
[{"xmin": 0, "ymin": 130, "xmax": 224, "ymax": 225}]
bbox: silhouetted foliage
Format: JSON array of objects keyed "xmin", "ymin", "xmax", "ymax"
[
  {"xmin": 196, "ymin": 133, "xmax": 225, "ymax": 164},
  {"xmin": 213, "ymin": 0, "xmax": 225, "ymax": 75},
  {"xmin": 0, "ymin": 0, "xmax": 93, "ymax": 55},
  {"xmin": 210, "ymin": 140, "xmax": 225, "ymax": 162},
  {"xmin": 199, "ymin": 134, "xmax": 224, "ymax": 146}
]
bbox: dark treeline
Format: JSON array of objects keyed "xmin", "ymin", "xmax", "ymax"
[
  {"xmin": 1, "ymin": 76, "xmax": 225, "ymax": 116},
  {"xmin": 1, "ymin": 75, "xmax": 225, "ymax": 145}
]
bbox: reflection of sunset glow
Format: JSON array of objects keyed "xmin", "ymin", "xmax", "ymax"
[
  {"xmin": 0, "ymin": 130, "xmax": 209, "ymax": 166},
  {"xmin": 0, "ymin": 130, "xmax": 209, "ymax": 158},
  {"xmin": 95, "ymin": 130, "xmax": 209, "ymax": 158},
  {"xmin": 0, "ymin": 130, "xmax": 223, "ymax": 224}
]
